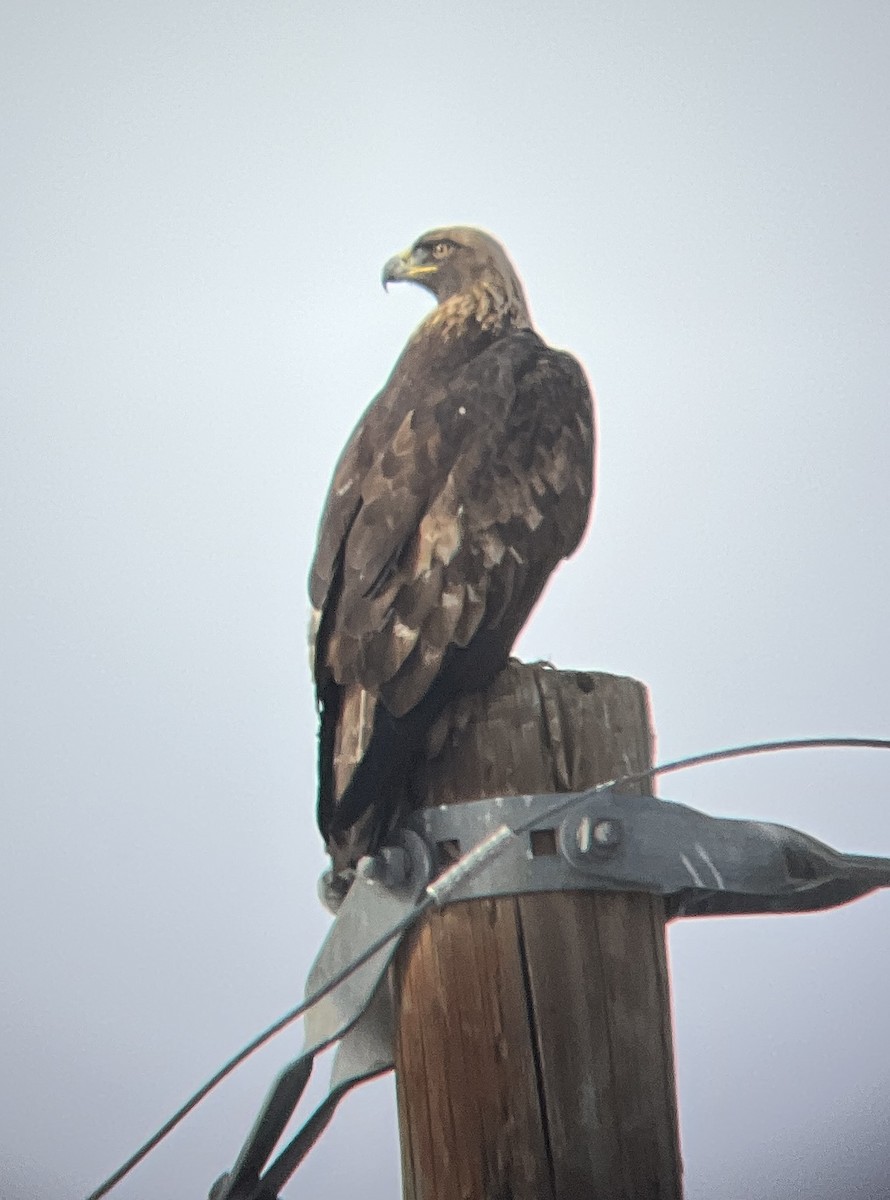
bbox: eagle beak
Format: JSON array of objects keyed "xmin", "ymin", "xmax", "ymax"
[
  {"xmin": 381, "ymin": 248, "xmax": 438, "ymax": 291},
  {"xmin": 381, "ymin": 252, "xmax": 408, "ymax": 290}
]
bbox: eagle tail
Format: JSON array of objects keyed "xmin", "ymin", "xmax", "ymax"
[
  {"xmin": 319, "ymin": 639, "xmax": 512, "ymax": 875},
  {"xmin": 319, "ymin": 685, "xmax": 422, "ymax": 875}
]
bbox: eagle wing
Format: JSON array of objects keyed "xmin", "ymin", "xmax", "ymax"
[{"xmin": 310, "ymin": 329, "xmax": 594, "ymax": 851}]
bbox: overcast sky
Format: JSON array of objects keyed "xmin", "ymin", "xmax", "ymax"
[{"xmin": 2, "ymin": 2, "xmax": 889, "ymax": 1198}]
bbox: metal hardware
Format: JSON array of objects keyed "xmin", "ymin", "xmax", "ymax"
[
  {"xmin": 209, "ymin": 789, "xmax": 890, "ymax": 1198},
  {"xmin": 409, "ymin": 789, "xmax": 890, "ymax": 918},
  {"xmin": 209, "ymin": 830, "xmax": 431, "ymax": 1200}
]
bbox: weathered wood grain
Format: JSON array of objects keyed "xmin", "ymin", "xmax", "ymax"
[{"xmin": 393, "ymin": 662, "xmax": 682, "ymax": 1200}]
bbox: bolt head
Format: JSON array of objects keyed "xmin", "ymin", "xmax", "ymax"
[
  {"xmin": 593, "ymin": 819, "xmax": 621, "ymax": 848},
  {"xmin": 318, "ymin": 868, "xmax": 353, "ymax": 912},
  {"xmin": 379, "ymin": 845, "xmax": 410, "ymax": 886},
  {"xmin": 355, "ymin": 854, "xmax": 381, "ymax": 881},
  {"xmin": 355, "ymin": 846, "xmax": 411, "ymax": 887},
  {"xmin": 574, "ymin": 815, "xmax": 622, "ymax": 857}
]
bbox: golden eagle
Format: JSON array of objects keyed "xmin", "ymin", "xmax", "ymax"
[{"xmin": 309, "ymin": 227, "xmax": 594, "ymax": 879}]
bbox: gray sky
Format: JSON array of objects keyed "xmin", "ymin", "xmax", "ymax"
[{"xmin": 2, "ymin": 2, "xmax": 889, "ymax": 1197}]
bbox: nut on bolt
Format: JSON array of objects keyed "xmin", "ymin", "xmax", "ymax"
[
  {"xmin": 356, "ymin": 846, "xmax": 410, "ymax": 886},
  {"xmin": 576, "ymin": 815, "xmax": 622, "ymax": 855}
]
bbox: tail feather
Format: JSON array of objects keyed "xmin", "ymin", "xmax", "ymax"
[
  {"xmin": 318, "ymin": 685, "xmax": 424, "ymax": 875},
  {"xmin": 328, "ymin": 704, "xmax": 422, "ymax": 874},
  {"xmin": 318, "ymin": 638, "xmax": 511, "ymax": 876}
]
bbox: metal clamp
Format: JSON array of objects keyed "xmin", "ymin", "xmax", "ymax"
[
  {"xmin": 209, "ymin": 830, "xmax": 433, "ymax": 1200},
  {"xmin": 408, "ymin": 788, "xmax": 890, "ymax": 918},
  {"xmin": 209, "ymin": 790, "xmax": 890, "ymax": 1198}
]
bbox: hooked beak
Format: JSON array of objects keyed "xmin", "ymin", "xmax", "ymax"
[{"xmin": 381, "ymin": 247, "xmax": 437, "ymax": 291}]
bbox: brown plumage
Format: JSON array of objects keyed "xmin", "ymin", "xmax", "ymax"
[{"xmin": 309, "ymin": 226, "xmax": 595, "ymax": 878}]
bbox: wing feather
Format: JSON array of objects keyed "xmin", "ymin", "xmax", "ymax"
[{"xmin": 312, "ymin": 328, "xmax": 594, "ymax": 818}]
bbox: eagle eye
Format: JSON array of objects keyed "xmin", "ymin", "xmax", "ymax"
[{"xmin": 432, "ymin": 240, "xmax": 453, "ymax": 260}]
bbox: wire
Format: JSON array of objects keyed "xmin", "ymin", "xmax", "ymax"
[
  {"xmin": 425, "ymin": 737, "xmax": 890, "ymax": 903},
  {"xmin": 513, "ymin": 735, "xmax": 890, "ymax": 836},
  {"xmin": 83, "ymin": 897, "xmax": 432, "ymax": 1200},
  {"xmin": 84, "ymin": 734, "xmax": 890, "ymax": 1199}
]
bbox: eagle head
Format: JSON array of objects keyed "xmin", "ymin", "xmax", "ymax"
[{"xmin": 382, "ymin": 226, "xmax": 531, "ymax": 332}]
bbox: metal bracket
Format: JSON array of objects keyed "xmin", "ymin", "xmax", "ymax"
[
  {"xmin": 209, "ymin": 830, "xmax": 432, "ymax": 1200},
  {"xmin": 408, "ymin": 788, "xmax": 890, "ymax": 919},
  {"xmin": 208, "ymin": 790, "xmax": 890, "ymax": 1198}
]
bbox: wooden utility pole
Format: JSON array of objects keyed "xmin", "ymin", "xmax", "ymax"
[{"xmin": 393, "ymin": 662, "xmax": 682, "ymax": 1200}]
